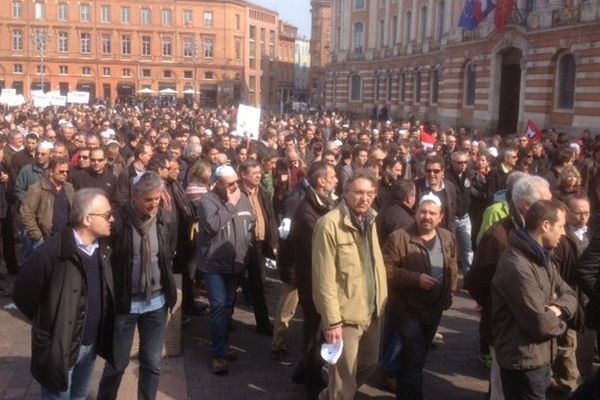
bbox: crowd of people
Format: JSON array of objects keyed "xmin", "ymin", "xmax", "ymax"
[{"xmin": 3, "ymin": 100, "xmax": 600, "ymax": 400}]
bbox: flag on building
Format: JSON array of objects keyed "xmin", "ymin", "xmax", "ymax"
[
  {"xmin": 525, "ymin": 118, "xmax": 544, "ymax": 143},
  {"xmin": 495, "ymin": 0, "xmax": 516, "ymax": 33},
  {"xmin": 421, "ymin": 131, "xmax": 437, "ymax": 150},
  {"xmin": 459, "ymin": 0, "xmax": 496, "ymax": 31}
]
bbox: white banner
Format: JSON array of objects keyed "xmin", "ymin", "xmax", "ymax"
[
  {"xmin": 236, "ymin": 104, "xmax": 261, "ymax": 141},
  {"xmin": 67, "ymin": 91, "xmax": 90, "ymax": 104},
  {"xmin": 32, "ymin": 92, "xmax": 50, "ymax": 108},
  {"xmin": 0, "ymin": 93, "xmax": 25, "ymax": 106},
  {"xmin": 49, "ymin": 92, "xmax": 67, "ymax": 106}
]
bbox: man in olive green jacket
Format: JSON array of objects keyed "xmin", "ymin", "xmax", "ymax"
[{"xmin": 312, "ymin": 169, "xmax": 388, "ymax": 400}]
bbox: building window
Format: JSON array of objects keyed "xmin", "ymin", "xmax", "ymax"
[
  {"xmin": 163, "ymin": 70, "xmax": 172, "ymax": 78},
  {"xmin": 121, "ymin": 35, "xmax": 131, "ymax": 55},
  {"xmin": 354, "ymin": 22, "xmax": 364, "ymax": 54},
  {"xmin": 380, "ymin": 20, "xmax": 385, "ymax": 47},
  {"xmin": 122, "ymin": 68, "xmax": 131, "ymax": 77},
  {"xmin": 205, "ymin": 71, "xmax": 214, "ymax": 80},
  {"xmin": 249, "ymin": 75, "xmax": 256, "ymax": 103},
  {"xmin": 59, "ymin": 65, "xmax": 68, "ymax": 75},
  {"xmin": 183, "ymin": 38, "xmax": 194, "ymax": 58},
  {"xmin": 269, "ymin": 30, "xmax": 275, "ymax": 58},
  {"xmin": 183, "ymin": 10, "xmax": 193, "ymax": 25},
  {"xmin": 436, "ymin": 1, "xmax": 445, "ymax": 42},
  {"xmin": 58, "ymin": 32, "xmax": 69, "ymax": 53},
  {"xmin": 392, "ymin": 15, "xmax": 398, "ymax": 45},
  {"xmin": 420, "ymin": 6, "xmax": 428, "ymax": 42},
  {"xmin": 465, "ymin": 62, "xmax": 476, "ymax": 106},
  {"xmin": 142, "ymin": 69, "xmax": 151, "ymax": 78},
  {"xmin": 36, "ymin": 65, "xmax": 47, "ymax": 75},
  {"xmin": 236, "ymin": 14, "xmax": 241, "ymax": 30},
  {"xmin": 526, "ymin": 0, "xmax": 536, "ymax": 13},
  {"xmin": 260, "ymin": 28, "xmax": 266, "ymax": 56},
  {"xmin": 82, "ymin": 66, "xmax": 92, "ymax": 76},
  {"xmin": 142, "ymin": 36, "xmax": 151, "ymax": 56},
  {"xmin": 162, "ymin": 9, "xmax": 172, "ymax": 26},
  {"xmin": 141, "ymin": 8, "xmax": 151, "ymax": 25},
  {"xmin": 57, "ymin": 3, "xmax": 69, "ymax": 21},
  {"xmin": 204, "ymin": 11, "xmax": 213, "ymax": 28},
  {"xmin": 400, "ymin": 73, "xmax": 406, "ymax": 102},
  {"xmin": 81, "ymin": 33, "xmax": 91, "ymax": 54},
  {"xmin": 12, "ymin": 30, "xmax": 23, "ymax": 51},
  {"xmin": 350, "ymin": 74, "xmax": 362, "ymax": 101},
  {"xmin": 121, "ymin": 7, "xmax": 130, "ymax": 24},
  {"xmin": 415, "ymin": 71, "xmax": 422, "ymax": 103},
  {"xmin": 102, "ymin": 67, "xmax": 111, "ymax": 76},
  {"xmin": 558, "ymin": 54, "xmax": 576, "ymax": 109},
  {"xmin": 249, "ymin": 26, "xmax": 256, "ymax": 69},
  {"xmin": 431, "ymin": 69, "xmax": 439, "ymax": 104},
  {"xmin": 102, "ymin": 35, "xmax": 112, "ymax": 55},
  {"xmin": 80, "ymin": 4, "xmax": 91, "ymax": 22},
  {"xmin": 235, "ymin": 40, "xmax": 242, "ymax": 60},
  {"xmin": 405, "ymin": 11, "xmax": 412, "ymax": 42},
  {"xmin": 355, "ymin": 0, "xmax": 365, "ymax": 10},
  {"xmin": 163, "ymin": 37, "xmax": 173, "ymax": 57},
  {"xmin": 14, "ymin": 64, "xmax": 23, "ymax": 74},
  {"xmin": 101, "ymin": 5, "xmax": 111, "ymax": 23},
  {"xmin": 387, "ymin": 75, "xmax": 393, "ymax": 101},
  {"xmin": 204, "ymin": 38, "xmax": 214, "ymax": 58},
  {"xmin": 184, "ymin": 70, "xmax": 193, "ymax": 79},
  {"xmin": 12, "ymin": 1, "xmax": 23, "ymax": 19},
  {"xmin": 35, "ymin": 1, "xmax": 46, "ymax": 20},
  {"xmin": 375, "ymin": 74, "xmax": 380, "ymax": 100}
]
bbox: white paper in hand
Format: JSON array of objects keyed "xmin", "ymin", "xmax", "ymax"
[{"xmin": 321, "ymin": 340, "xmax": 343, "ymax": 365}]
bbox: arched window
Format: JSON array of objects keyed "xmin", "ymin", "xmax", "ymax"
[
  {"xmin": 415, "ymin": 71, "xmax": 422, "ymax": 103},
  {"xmin": 354, "ymin": 22, "xmax": 364, "ymax": 54},
  {"xmin": 350, "ymin": 74, "xmax": 362, "ymax": 101},
  {"xmin": 558, "ymin": 54, "xmax": 576, "ymax": 109},
  {"xmin": 464, "ymin": 62, "xmax": 476, "ymax": 106},
  {"xmin": 405, "ymin": 11, "xmax": 412, "ymax": 42},
  {"xmin": 392, "ymin": 15, "xmax": 398, "ymax": 45},
  {"xmin": 431, "ymin": 69, "xmax": 439, "ymax": 104}
]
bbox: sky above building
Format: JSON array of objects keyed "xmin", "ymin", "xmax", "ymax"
[{"xmin": 252, "ymin": 0, "xmax": 312, "ymax": 38}]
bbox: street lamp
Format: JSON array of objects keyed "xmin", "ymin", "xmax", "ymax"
[{"xmin": 31, "ymin": 28, "xmax": 51, "ymax": 93}]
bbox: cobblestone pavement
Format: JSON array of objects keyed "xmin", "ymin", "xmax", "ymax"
[{"xmin": 1, "ymin": 269, "xmax": 489, "ymax": 400}]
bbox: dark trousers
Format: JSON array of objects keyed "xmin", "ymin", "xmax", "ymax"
[
  {"xmin": 97, "ymin": 305, "xmax": 168, "ymax": 400},
  {"xmin": 394, "ymin": 314, "xmax": 442, "ymax": 400},
  {"xmin": 570, "ymin": 369, "xmax": 600, "ymax": 399},
  {"xmin": 244, "ymin": 241, "xmax": 271, "ymax": 329},
  {"xmin": 500, "ymin": 365, "xmax": 550, "ymax": 400},
  {"xmin": 294, "ymin": 277, "xmax": 325, "ymax": 389},
  {"xmin": 1, "ymin": 204, "xmax": 18, "ymax": 271},
  {"xmin": 204, "ymin": 272, "xmax": 238, "ymax": 358}
]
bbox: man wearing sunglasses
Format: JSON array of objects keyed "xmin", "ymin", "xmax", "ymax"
[
  {"xmin": 14, "ymin": 189, "xmax": 115, "ymax": 400},
  {"xmin": 21, "ymin": 157, "xmax": 75, "ymax": 254},
  {"xmin": 71, "ymin": 148, "xmax": 117, "ymax": 201},
  {"xmin": 415, "ymin": 155, "xmax": 458, "ymax": 230}
]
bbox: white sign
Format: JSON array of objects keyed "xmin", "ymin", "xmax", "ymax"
[
  {"xmin": 32, "ymin": 92, "xmax": 50, "ymax": 108},
  {"xmin": 0, "ymin": 93, "xmax": 25, "ymax": 107},
  {"xmin": 1, "ymin": 89, "xmax": 16, "ymax": 97},
  {"xmin": 236, "ymin": 104, "xmax": 261, "ymax": 141},
  {"xmin": 67, "ymin": 91, "xmax": 90, "ymax": 104},
  {"xmin": 48, "ymin": 92, "xmax": 67, "ymax": 106}
]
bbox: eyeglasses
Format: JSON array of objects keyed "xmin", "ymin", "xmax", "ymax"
[
  {"xmin": 90, "ymin": 158, "xmax": 105, "ymax": 163},
  {"xmin": 220, "ymin": 180, "xmax": 238, "ymax": 188},
  {"xmin": 56, "ymin": 170, "xmax": 69, "ymax": 175},
  {"xmin": 426, "ymin": 169, "xmax": 442, "ymax": 174},
  {"xmin": 89, "ymin": 211, "xmax": 113, "ymax": 221},
  {"xmin": 79, "ymin": 155, "xmax": 89, "ymax": 160},
  {"xmin": 453, "ymin": 160, "xmax": 468, "ymax": 164}
]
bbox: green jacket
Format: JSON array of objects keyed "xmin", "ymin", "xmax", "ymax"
[
  {"xmin": 312, "ymin": 201, "xmax": 388, "ymax": 331},
  {"xmin": 476, "ymin": 201, "xmax": 510, "ymax": 245}
]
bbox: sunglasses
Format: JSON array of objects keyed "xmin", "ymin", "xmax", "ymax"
[
  {"xmin": 426, "ymin": 169, "xmax": 442, "ymax": 174},
  {"xmin": 90, "ymin": 158, "xmax": 105, "ymax": 163},
  {"xmin": 79, "ymin": 155, "xmax": 89, "ymax": 160}
]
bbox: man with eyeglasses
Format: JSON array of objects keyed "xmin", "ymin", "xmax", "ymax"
[
  {"xmin": 312, "ymin": 169, "xmax": 388, "ymax": 399},
  {"xmin": 415, "ymin": 155, "xmax": 458, "ymax": 229},
  {"xmin": 13, "ymin": 189, "xmax": 115, "ymax": 400},
  {"xmin": 71, "ymin": 148, "xmax": 117, "ymax": 201},
  {"xmin": 21, "ymin": 157, "xmax": 75, "ymax": 253},
  {"xmin": 196, "ymin": 165, "xmax": 255, "ymax": 375}
]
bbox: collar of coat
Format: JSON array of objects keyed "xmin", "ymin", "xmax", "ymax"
[
  {"xmin": 57, "ymin": 226, "xmax": 110, "ymax": 261},
  {"xmin": 339, "ymin": 200, "xmax": 377, "ymax": 231}
]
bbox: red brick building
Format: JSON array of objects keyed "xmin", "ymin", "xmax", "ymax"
[
  {"xmin": 325, "ymin": 0, "xmax": 600, "ymax": 134},
  {"xmin": 0, "ymin": 0, "xmax": 284, "ymax": 110},
  {"xmin": 309, "ymin": 0, "xmax": 332, "ymax": 108}
]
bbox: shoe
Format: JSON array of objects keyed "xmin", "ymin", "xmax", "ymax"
[
  {"xmin": 225, "ymin": 350, "xmax": 238, "ymax": 362},
  {"xmin": 272, "ymin": 349, "xmax": 293, "ymax": 366},
  {"xmin": 211, "ymin": 358, "xmax": 228, "ymax": 375},
  {"xmin": 257, "ymin": 324, "xmax": 274, "ymax": 337},
  {"xmin": 374, "ymin": 368, "xmax": 396, "ymax": 393},
  {"xmin": 434, "ymin": 332, "xmax": 444, "ymax": 341},
  {"xmin": 478, "ymin": 353, "xmax": 492, "ymax": 369}
]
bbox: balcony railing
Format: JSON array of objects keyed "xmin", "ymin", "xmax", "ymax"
[{"xmin": 552, "ymin": 5, "xmax": 581, "ymax": 27}]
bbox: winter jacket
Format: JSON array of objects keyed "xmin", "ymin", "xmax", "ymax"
[
  {"xmin": 71, "ymin": 168, "xmax": 117, "ymax": 201},
  {"xmin": 376, "ymin": 200, "xmax": 415, "ymax": 245},
  {"xmin": 492, "ymin": 230, "xmax": 578, "ymax": 370},
  {"xmin": 311, "ymin": 201, "xmax": 388, "ymax": 330},
  {"xmin": 13, "ymin": 228, "xmax": 114, "ymax": 392},
  {"xmin": 110, "ymin": 206, "xmax": 178, "ymax": 314},
  {"xmin": 21, "ymin": 177, "xmax": 75, "ymax": 242},
  {"xmin": 575, "ymin": 229, "xmax": 600, "ymax": 330},
  {"xmin": 196, "ymin": 190, "xmax": 255, "ymax": 274},
  {"xmin": 15, "ymin": 162, "xmax": 48, "ymax": 203},
  {"xmin": 382, "ymin": 224, "xmax": 458, "ymax": 324}
]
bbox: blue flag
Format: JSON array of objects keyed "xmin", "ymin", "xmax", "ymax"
[{"xmin": 459, "ymin": 0, "xmax": 496, "ymax": 31}]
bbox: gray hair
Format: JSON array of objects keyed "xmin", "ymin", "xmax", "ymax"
[
  {"xmin": 70, "ymin": 188, "xmax": 108, "ymax": 227},
  {"xmin": 343, "ymin": 168, "xmax": 378, "ymax": 194},
  {"xmin": 184, "ymin": 143, "xmax": 202, "ymax": 160},
  {"xmin": 133, "ymin": 172, "xmax": 164, "ymax": 196},
  {"xmin": 451, "ymin": 150, "xmax": 469, "ymax": 161},
  {"xmin": 511, "ymin": 175, "xmax": 550, "ymax": 212}
]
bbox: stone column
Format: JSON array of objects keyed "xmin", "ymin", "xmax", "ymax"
[
  {"xmin": 397, "ymin": 0, "xmax": 405, "ymax": 45},
  {"xmin": 426, "ymin": 0, "xmax": 435, "ymax": 38},
  {"xmin": 410, "ymin": 0, "xmax": 418, "ymax": 42},
  {"xmin": 368, "ymin": 0, "xmax": 378, "ymax": 49}
]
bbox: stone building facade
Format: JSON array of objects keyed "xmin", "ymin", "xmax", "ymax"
[
  {"xmin": 310, "ymin": 0, "xmax": 332, "ymax": 108},
  {"xmin": 0, "ymin": 0, "xmax": 284, "ymax": 110},
  {"xmin": 325, "ymin": 0, "xmax": 600, "ymax": 134}
]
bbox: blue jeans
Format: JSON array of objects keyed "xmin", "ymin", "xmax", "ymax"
[
  {"xmin": 97, "ymin": 305, "xmax": 168, "ymax": 400},
  {"xmin": 41, "ymin": 343, "xmax": 96, "ymax": 400},
  {"xmin": 501, "ymin": 365, "xmax": 550, "ymax": 400},
  {"xmin": 394, "ymin": 314, "xmax": 442, "ymax": 400},
  {"xmin": 451, "ymin": 214, "xmax": 473, "ymax": 274},
  {"xmin": 204, "ymin": 273, "xmax": 238, "ymax": 358},
  {"xmin": 379, "ymin": 314, "xmax": 403, "ymax": 377}
]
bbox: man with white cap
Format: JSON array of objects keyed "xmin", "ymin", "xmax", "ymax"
[
  {"xmin": 381, "ymin": 193, "xmax": 458, "ymax": 399},
  {"xmin": 15, "ymin": 140, "xmax": 53, "ymax": 203},
  {"xmin": 196, "ymin": 164, "xmax": 256, "ymax": 375}
]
